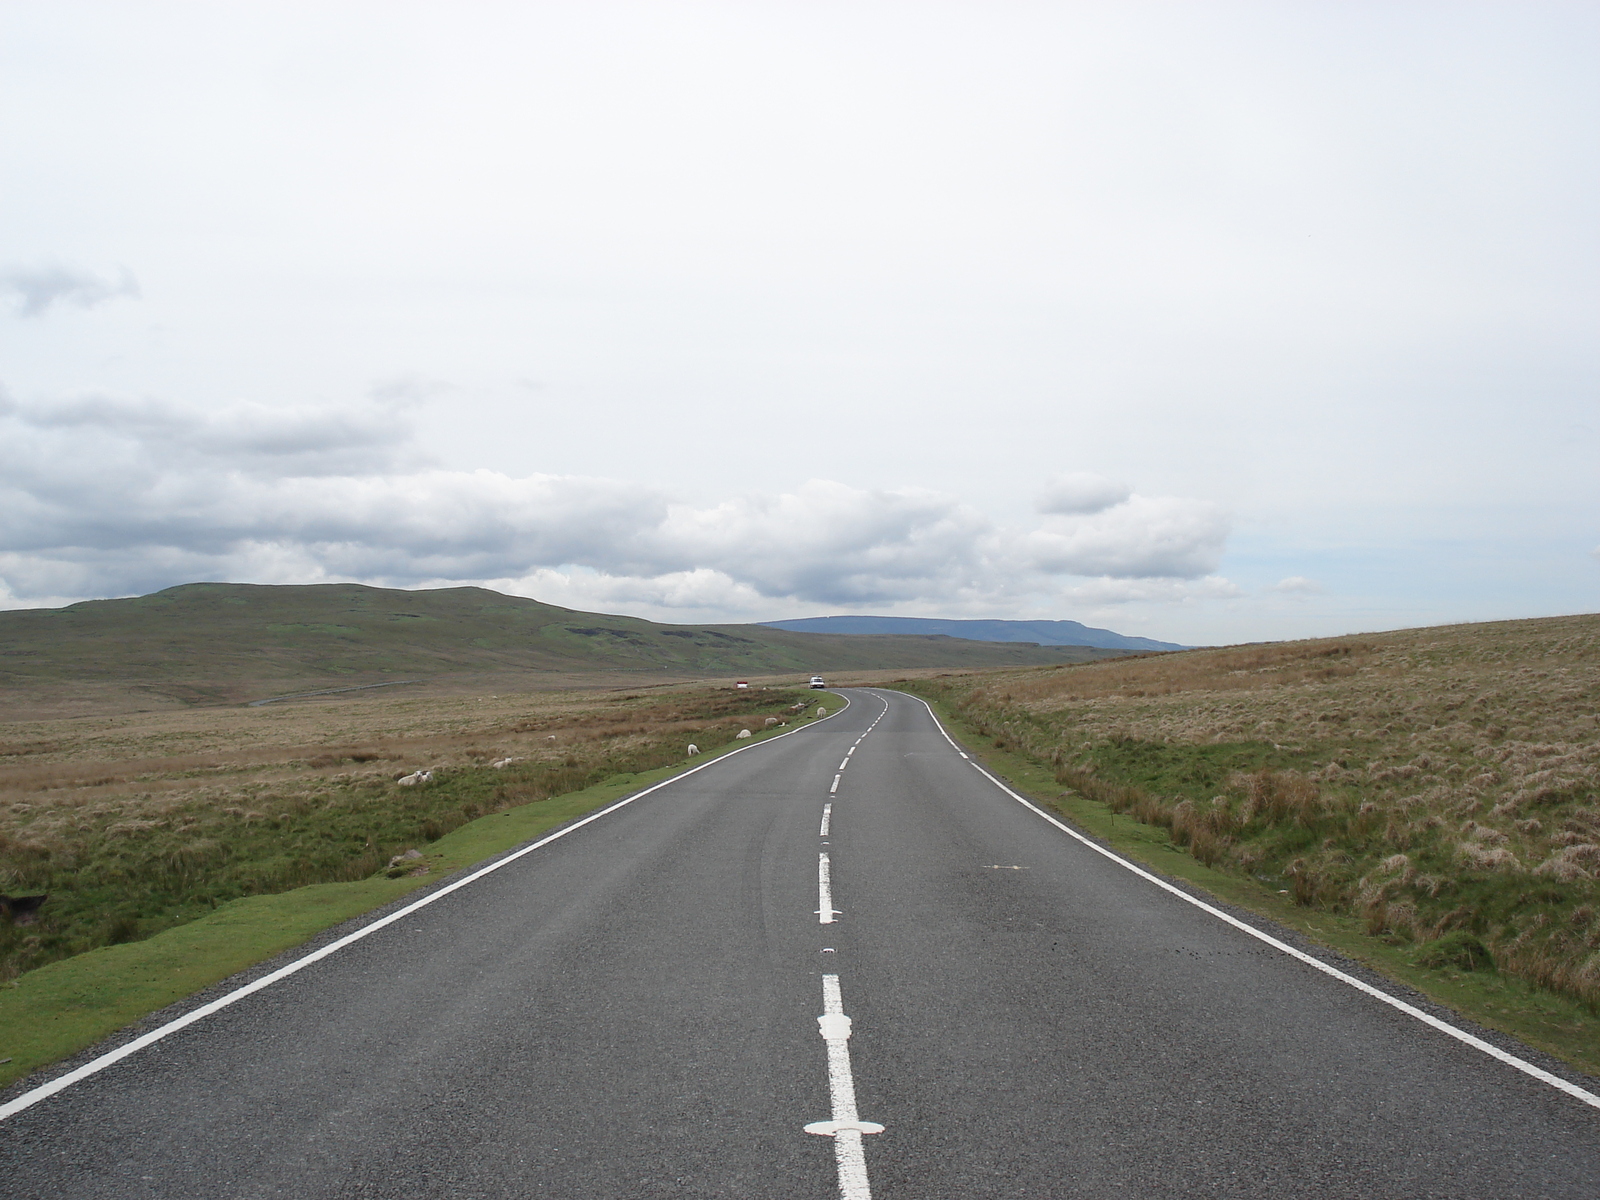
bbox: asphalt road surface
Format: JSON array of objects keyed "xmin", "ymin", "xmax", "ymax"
[{"xmin": 4, "ymin": 689, "xmax": 1599, "ymax": 1198}]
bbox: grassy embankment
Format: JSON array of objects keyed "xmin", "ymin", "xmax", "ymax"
[
  {"xmin": 891, "ymin": 613, "xmax": 1600, "ymax": 1076},
  {"xmin": 0, "ymin": 685, "xmax": 840, "ymax": 1088}
]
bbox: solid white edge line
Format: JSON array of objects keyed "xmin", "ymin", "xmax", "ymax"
[
  {"xmin": 0, "ymin": 691, "xmax": 856, "ymax": 1123},
  {"xmin": 897, "ymin": 691, "xmax": 1600, "ymax": 1113}
]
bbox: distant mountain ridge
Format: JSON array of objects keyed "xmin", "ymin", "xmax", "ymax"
[
  {"xmin": 759, "ymin": 615, "xmax": 1187, "ymax": 652},
  {"xmin": 0, "ymin": 583, "xmax": 1138, "ymax": 707}
]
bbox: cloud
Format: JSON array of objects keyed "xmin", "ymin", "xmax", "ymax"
[
  {"xmin": 0, "ymin": 389, "xmax": 426, "ymax": 495},
  {"xmin": 1056, "ymin": 576, "xmax": 1245, "ymax": 606},
  {"xmin": 482, "ymin": 567, "xmax": 776, "ymax": 624},
  {"xmin": 0, "ymin": 388, "xmax": 1240, "ymax": 615},
  {"xmin": 1035, "ymin": 473, "xmax": 1132, "ymax": 516},
  {"xmin": 1272, "ymin": 575, "xmax": 1325, "ymax": 595},
  {"xmin": 1023, "ymin": 494, "xmax": 1230, "ymax": 578},
  {"xmin": 0, "ymin": 263, "xmax": 139, "ymax": 317},
  {"xmin": 653, "ymin": 481, "xmax": 996, "ymax": 604}
]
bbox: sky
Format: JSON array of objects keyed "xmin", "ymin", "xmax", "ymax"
[{"xmin": 1, "ymin": 1, "xmax": 1596, "ymax": 645}]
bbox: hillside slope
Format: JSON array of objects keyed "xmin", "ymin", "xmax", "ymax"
[
  {"xmin": 761, "ymin": 614, "xmax": 1186, "ymax": 651},
  {"xmin": 0, "ymin": 582, "xmax": 1129, "ymax": 703}
]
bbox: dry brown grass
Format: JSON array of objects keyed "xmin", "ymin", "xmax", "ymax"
[{"xmin": 0, "ymin": 680, "xmax": 808, "ymax": 979}]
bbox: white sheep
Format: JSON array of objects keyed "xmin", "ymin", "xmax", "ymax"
[
  {"xmin": 491, "ymin": 757, "xmax": 517, "ymax": 769},
  {"xmin": 736, "ymin": 729, "xmax": 752, "ymax": 739},
  {"xmin": 397, "ymin": 769, "xmax": 433, "ymax": 786},
  {"xmin": 816, "ymin": 706, "xmax": 826, "ymax": 719},
  {"xmin": 687, "ymin": 743, "xmax": 699, "ymax": 756},
  {"xmin": 764, "ymin": 717, "xmax": 778, "ymax": 727}
]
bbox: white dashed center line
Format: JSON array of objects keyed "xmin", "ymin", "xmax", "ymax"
[
  {"xmin": 817, "ymin": 852, "xmax": 838, "ymax": 924},
  {"xmin": 803, "ymin": 691, "xmax": 890, "ymax": 1197},
  {"xmin": 805, "ymin": 974, "xmax": 883, "ymax": 1199}
]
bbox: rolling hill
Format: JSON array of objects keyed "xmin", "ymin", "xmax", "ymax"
[
  {"xmin": 760, "ymin": 614, "xmax": 1187, "ymax": 651},
  {"xmin": 0, "ymin": 582, "xmax": 1136, "ymax": 705}
]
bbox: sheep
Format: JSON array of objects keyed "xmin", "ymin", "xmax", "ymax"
[
  {"xmin": 764, "ymin": 717, "xmax": 778, "ymax": 727},
  {"xmin": 737, "ymin": 729, "xmax": 752, "ymax": 739},
  {"xmin": 491, "ymin": 757, "xmax": 518, "ymax": 769},
  {"xmin": 385, "ymin": 849, "xmax": 427, "ymax": 879},
  {"xmin": 397, "ymin": 769, "xmax": 434, "ymax": 786},
  {"xmin": 687, "ymin": 744, "xmax": 699, "ymax": 756},
  {"xmin": 816, "ymin": 706, "xmax": 826, "ymax": 719}
]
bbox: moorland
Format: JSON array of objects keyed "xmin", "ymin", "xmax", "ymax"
[
  {"xmin": 11, "ymin": 581, "xmax": 1598, "ymax": 1075},
  {"xmin": 0, "ymin": 580, "xmax": 1130, "ymax": 988},
  {"xmin": 0, "ymin": 680, "xmax": 825, "ymax": 981},
  {"xmin": 0, "ymin": 582, "xmax": 1126, "ymax": 718}
]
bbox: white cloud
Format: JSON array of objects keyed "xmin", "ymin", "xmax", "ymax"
[
  {"xmin": 0, "ymin": 387, "xmax": 1239, "ymax": 617},
  {"xmin": 0, "ymin": 263, "xmax": 139, "ymax": 317},
  {"xmin": 1035, "ymin": 473, "xmax": 1132, "ymax": 516},
  {"xmin": 1023, "ymin": 495, "xmax": 1231, "ymax": 579},
  {"xmin": 0, "ymin": 5, "xmax": 1595, "ymax": 647},
  {"xmin": 1272, "ymin": 575, "xmax": 1326, "ymax": 595},
  {"xmin": 4, "ymin": 389, "xmax": 421, "ymax": 479},
  {"xmin": 1057, "ymin": 576, "xmax": 1245, "ymax": 606},
  {"xmin": 655, "ymin": 481, "xmax": 996, "ymax": 604},
  {"xmin": 483, "ymin": 567, "xmax": 775, "ymax": 625}
]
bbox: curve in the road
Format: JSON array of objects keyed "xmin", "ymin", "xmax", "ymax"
[{"xmin": 5, "ymin": 686, "xmax": 1598, "ymax": 1200}]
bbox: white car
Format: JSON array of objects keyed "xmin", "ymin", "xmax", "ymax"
[{"xmin": 809, "ymin": 676, "xmax": 826, "ymax": 689}]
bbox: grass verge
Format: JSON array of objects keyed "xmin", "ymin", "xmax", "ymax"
[
  {"xmin": 0, "ymin": 698, "xmax": 842, "ymax": 1093},
  {"xmin": 1, "ymin": 686, "xmax": 819, "ymax": 980},
  {"xmin": 905, "ymin": 689, "xmax": 1600, "ymax": 1081}
]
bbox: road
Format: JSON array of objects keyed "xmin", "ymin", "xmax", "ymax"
[{"xmin": 3, "ymin": 688, "xmax": 1598, "ymax": 1198}]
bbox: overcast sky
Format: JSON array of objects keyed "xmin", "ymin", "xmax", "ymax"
[{"xmin": 2, "ymin": 1, "xmax": 1595, "ymax": 645}]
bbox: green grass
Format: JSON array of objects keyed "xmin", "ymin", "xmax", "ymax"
[
  {"xmin": 903, "ymin": 689, "xmax": 1600, "ymax": 1081},
  {"xmin": 1, "ymin": 688, "xmax": 818, "ymax": 981},
  {"xmin": 1080, "ymin": 737, "xmax": 1321, "ymax": 794},
  {"xmin": 0, "ymin": 700, "xmax": 843, "ymax": 1091}
]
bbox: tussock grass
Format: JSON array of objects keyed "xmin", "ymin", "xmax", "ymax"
[
  {"xmin": 900, "ymin": 613, "xmax": 1600, "ymax": 1010},
  {"xmin": 0, "ymin": 684, "xmax": 810, "ymax": 981}
]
